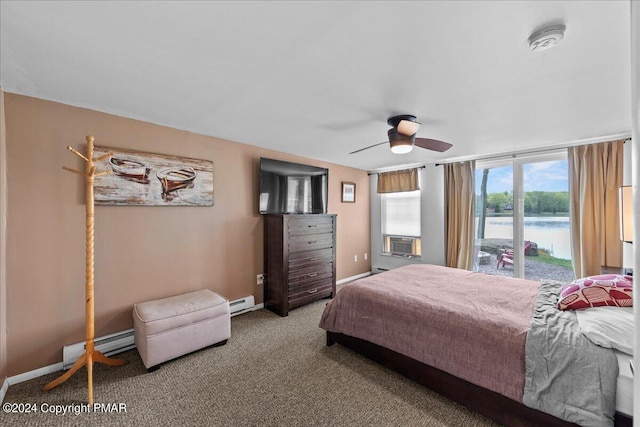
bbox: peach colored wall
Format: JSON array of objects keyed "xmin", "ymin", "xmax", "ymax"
[
  {"xmin": 4, "ymin": 93, "xmax": 370, "ymax": 376},
  {"xmin": 1, "ymin": 89, "xmax": 7, "ymax": 385}
]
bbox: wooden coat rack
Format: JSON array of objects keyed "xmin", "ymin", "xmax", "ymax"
[{"xmin": 43, "ymin": 135, "xmax": 127, "ymax": 404}]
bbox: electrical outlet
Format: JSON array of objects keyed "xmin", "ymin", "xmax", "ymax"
[
  {"xmin": 364, "ymin": 253, "xmax": 368, "ymax": 260},
  {"xmin": 354, "ymin": 255, "xmax": 358, "ymax": 262},
  {"xmin": 257, "ymin": 274, "xmax": 264, "ymax": 285}
]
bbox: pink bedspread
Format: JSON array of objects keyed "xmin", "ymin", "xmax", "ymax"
[{"xmin": 319, "ymin": 264, "xmax": 540, "ymax": 402}]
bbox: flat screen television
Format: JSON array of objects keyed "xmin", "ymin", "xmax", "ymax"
[{"xmin": 259, "ymin": 157, "xmax": 328, "ymax": 214}]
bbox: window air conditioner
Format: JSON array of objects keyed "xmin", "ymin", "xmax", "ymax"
[{"xmin": 386, "ymin": 235, "xmax": 421, "ymax": 257}]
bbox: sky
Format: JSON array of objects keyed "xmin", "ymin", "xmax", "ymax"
[{"xmin": 475, "ymin": 160, "xmax": 569, "ymax": 193}]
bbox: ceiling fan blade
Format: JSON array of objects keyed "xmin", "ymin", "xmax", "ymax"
[
  {"xmin": 349, "ymin": 141, "xmax": 388, "ymax": 154},
  {"xmin": 414, "ymin": 138, "xmax": 453, "ymax": 152}
]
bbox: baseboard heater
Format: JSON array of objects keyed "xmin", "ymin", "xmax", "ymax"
[
  {"xmin": 62, "ymin": 329, "xmax": 135, "ymax": 370},
  {"xmin": 230, "ymin": 295, "xmax": 255, "ymax": 317},
  {"xmin": 62, "ymin": 296, "xmax": 254, "ymax": 368}
]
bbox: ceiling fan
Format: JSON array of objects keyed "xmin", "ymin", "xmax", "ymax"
[{"xmin": 349, "ymin": 115, "xmax": 453, "ymax": 155}]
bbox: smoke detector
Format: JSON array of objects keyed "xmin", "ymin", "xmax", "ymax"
[{"xmin": 528, "ymin": 25, "xmax": 566, "ymax": 52}]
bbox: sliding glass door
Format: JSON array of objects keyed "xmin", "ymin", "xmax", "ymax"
[
  {"xmin": 521, "ymin": 158, "xmax": 574, "ymax": 281},
  {"xmin": 473, "ymin": 152, "xmax": 574, "ymax": 281},
  {"xmin": 475, "ymin": 163, "xmax": 515, "ymax": 277}
]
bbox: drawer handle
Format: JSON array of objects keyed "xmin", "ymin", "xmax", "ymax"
[
  {"xmin": 308, "ymin": 224, "xmax": 317, "ymax": 228},
  {"xmin": 307, "ymin": 241, "xmax": 317, "ymax": 244},
  {"xmin": 308, "ymin": 272, "xmax": 317, "ymax": 278},
  {"xmin": 307, "ymin": 288, "xmax": 318, "ymax": 294},
  {"xmin": 307, "ymin": 256, "xmax": 318, "ymax": 261}
]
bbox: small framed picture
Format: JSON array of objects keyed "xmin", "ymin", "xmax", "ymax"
[{"xmin": 341, "ymin": 182, "xmax": 356, "ymax": 203}]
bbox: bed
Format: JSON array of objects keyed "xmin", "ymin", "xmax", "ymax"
[{"xmin": 319, "ymin": 264, "xmax": 633, "ymax": 427}]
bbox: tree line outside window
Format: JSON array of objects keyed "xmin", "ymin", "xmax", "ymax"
[{"xmin": 476, "ymin": 190, "xmax": 569, "ymax": 215}]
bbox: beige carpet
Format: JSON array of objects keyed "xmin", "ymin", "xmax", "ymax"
[{"xmin": 1, "ymin": 295, "xmax": 500, "ymax": 426}]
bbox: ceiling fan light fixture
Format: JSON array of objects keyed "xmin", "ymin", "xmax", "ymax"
[
  {"xmin": 397, "ymin": 119, "xmax": 421, "ymax": 136},
  {"xmin": 349, "ymin": 115, "xmax": 452, "ymax": 155},
  {"xmin": 388, "ymin": 129, "xmax": 414, "ymax": 154},
  {"xmin": 390, "ymin": 143, "xmax": 413, "ymax": 154},
  {"xmin": 388, "ymin": 115, "xmax": 421, "ymax": 136}
]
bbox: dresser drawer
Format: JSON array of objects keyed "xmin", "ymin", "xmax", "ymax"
[
  {"xmin": 264, "ymin": 214, "xmax": 336, "ymax": 317},
  {"xmin": 289, "ymin": 233, "xmax": 333, "ymax": 252},
  {"xmin": 288, "ymin": 217, "xmax": 334, "ymax": 236},
  {"xmin": 288, "ymin": 248, "xmax": 334, "ymax": 270},
  {"xmin": 288, "ymin": 281, "xmax": 333, "ymax": 308},
  {"xmin": 288, "ymin": 263, "xmax": 334, "ymax": 289}
]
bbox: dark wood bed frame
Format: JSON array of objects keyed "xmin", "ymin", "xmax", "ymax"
[{"xmin": 327, "ymin": 331, "xmax": 632, "ymax": 427}]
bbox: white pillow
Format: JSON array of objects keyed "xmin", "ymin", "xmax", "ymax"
[{"xmin": 576, "ymin": 307, "xmax": 634, "ymax": 355}]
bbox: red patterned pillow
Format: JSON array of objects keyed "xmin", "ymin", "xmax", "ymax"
[{"xmin": 557, "ymin": 274, "xmax": 633, "ymax": 310}]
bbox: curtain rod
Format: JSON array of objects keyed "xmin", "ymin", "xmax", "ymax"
[
  {"xmin": 368, "ymin": 165, "xmax": 425, "ymax": 176},
  {"xmin": 434, "ymin": 137, "xmax": 631, "ymax": 166}
]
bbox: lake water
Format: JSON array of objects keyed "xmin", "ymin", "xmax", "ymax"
[{"xmin": 477, "ymin": 216, "xmax": 571, "ymax": 260}]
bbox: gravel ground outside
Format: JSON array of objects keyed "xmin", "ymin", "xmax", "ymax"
[{"xmin": 475, "ymin": 253, "xmax": 575, "ymax": 283}]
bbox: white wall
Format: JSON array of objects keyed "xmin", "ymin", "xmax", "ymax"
[{"xmin": 369, "ymin": 164, "xmax": 446, "ymax": 272}]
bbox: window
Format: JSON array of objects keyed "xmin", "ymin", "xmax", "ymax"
[
  {"xmin": 381, "ymin": 190, "xmax": 421, "ymax": 256},
  {"xmin": 474, "ymin": 151, "xmax": 574, "ymax": 281}
]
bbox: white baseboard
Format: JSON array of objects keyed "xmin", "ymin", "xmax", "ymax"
[
  {"xmin": 337, "ymin": 271, "xmax": 371, "ymax": 285},
  {"xmin": 0, "ymin": 299, "xmax": 296, "ymax": 392},
  {"xmin": 0, "ymin": 377, "xmax": 8, "ymax": 404},
  {"xmin": 7, "ymin": 362, "xmax": 63, "ymax": 386}
]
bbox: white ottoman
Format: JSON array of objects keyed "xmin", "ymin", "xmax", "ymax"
[{"xmin": 133, "ymin": 289, "xmax": 230, "ymax": 371}]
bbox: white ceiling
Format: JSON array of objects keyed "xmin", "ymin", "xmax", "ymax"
[{"xmin": 0, "ymin": 1, "xmax": 632, "ymax": 171}]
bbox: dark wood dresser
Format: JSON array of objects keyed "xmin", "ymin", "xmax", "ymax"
[{"xmin": 263, "ymin": 214, "xmax": 336, "ymax": 316}]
